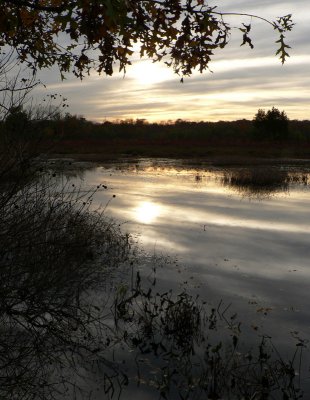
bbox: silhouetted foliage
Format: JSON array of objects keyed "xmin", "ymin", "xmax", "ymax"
[
  {"xmin": 0, "ymin": 165, "xmax": 134, "ymax": 399},
  {"xmin": 0, "ymin": 1, "xmax": 293, "ymax": 78},
  {"xmin": 253, "ymin": 107, "xmax": 289, "ymax": 140},
  {"xmin": 113, "ymin": 268, "xmax": 306, "ymax": 400},
  {"xmin": 25, "ymin": 114, "xmax": 310, "ymax": 159}
]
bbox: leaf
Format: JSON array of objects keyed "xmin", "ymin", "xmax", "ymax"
[
  {"xmin": 242, "ymin": 23, "xmax": 251, "ymax": 33},
  {"xmin": 276, "ymin": 34, "xmax": 291, "ymax": 64},
  {"xmin": 241, "ymin": 33, "xmax": 254, "ymax": 49}
]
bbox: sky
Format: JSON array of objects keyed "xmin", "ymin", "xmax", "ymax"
[{"xmin": 35, "ymin": 0, "xmax": 310, "ymax": 123}]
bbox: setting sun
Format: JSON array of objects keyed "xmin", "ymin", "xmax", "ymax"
[{"xmin": 128, "ymin": 60, "xmax": 174, "ymax": 86}]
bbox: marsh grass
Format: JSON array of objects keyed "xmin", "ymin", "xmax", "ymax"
[
  {"xmin": 114, "ymin": 270, "xmax": 306, "ymax": 400},
  {"xmin": 221, "ymin": 167, "xmax": 309, "ymax": 198},
  {"xmin": 221, "ymin": 167, "xmax": 289, "ymax": 198}
]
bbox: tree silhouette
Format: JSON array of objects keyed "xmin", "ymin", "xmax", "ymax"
[
  {"xmin": 0, "ymin": 1, "xmax": 293, "ymax": 79},
  {"xmin": 253, "ymin": 107, "xmax": 289, "ymax": 140}
]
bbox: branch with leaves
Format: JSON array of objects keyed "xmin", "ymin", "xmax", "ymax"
[{"xmin": 0, "ymin": 1, "xmax": 294, "ymax": 79}]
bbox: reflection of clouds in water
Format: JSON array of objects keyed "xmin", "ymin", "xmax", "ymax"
[
  {"xmin": 133, "ymin": 201, "xmax": 161, "ymax": 224},
  {"xmin": 52, "ymin": 160, "xmax": 310, "ymax": 398},
  {"xmin": 78, "ymin": 162, "xmax": 310, "ymax": 353},
  {"xmin": 95, "ymin": 161, "xmax": 310, "ymax": 200}
]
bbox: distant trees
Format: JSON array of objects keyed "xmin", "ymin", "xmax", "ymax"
[{"xmin": 253, "ymin": 107, "xmax": 289, "ymax": 140}]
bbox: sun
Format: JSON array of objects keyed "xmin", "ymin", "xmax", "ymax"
[{"xmin": 128, "ymin": 60, "xmax": 174, "ymax": 86}]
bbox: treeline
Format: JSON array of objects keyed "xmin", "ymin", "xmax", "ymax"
[
  {"xmin": 2, "ymin": 105, "xmax": 310, "ymax": 144},
  {"xmin": 2, "ymin": 107, "xmax": 310, "ymax": 158},
  {"xmin": 44, "ymin": 115, "xmax": 310, "ymax": 144}
]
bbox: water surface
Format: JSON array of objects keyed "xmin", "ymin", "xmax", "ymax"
[{"xmin": 71, "ymin": 158, "xmax": 310, "ymax": 394}]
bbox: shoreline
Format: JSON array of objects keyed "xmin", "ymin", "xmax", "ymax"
[{"xmin": 39, "ymin": 152, "xmax": 310, "ymax": 167}]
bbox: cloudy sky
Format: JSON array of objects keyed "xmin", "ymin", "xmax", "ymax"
[{"xmin": 36, "ymin": 0, "xmax": 310, "ymax": 122}]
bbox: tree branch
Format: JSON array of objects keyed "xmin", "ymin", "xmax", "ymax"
[{"xmin": 4, "ymin": 0, "xmax": 71, "ymax": 12}]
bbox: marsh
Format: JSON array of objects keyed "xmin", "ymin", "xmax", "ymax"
[
  {"xmin": 65, "ymin": 158, "xmax": 310, "ymax": 397},
  {"xmin": 2, "ymin": 156, "xmax": 310, "ymax": 399}
]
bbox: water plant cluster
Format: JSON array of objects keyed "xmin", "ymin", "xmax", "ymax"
[
  {"xmin": 112, "ymin": 267, "xmax": 307, "ymax": 400},
  {"xmin": 221, "ymin": 167, "xmax": 309, "ymax": 198}
]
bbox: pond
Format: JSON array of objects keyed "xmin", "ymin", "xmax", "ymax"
[{"xmin": 67, "ymin": 158, "xmax": 310, "ymax": 398}]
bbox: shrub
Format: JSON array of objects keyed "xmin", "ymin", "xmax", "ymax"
[{"xmin": 0, "ymin": 167, "xmax": 133, "ymax": 399}]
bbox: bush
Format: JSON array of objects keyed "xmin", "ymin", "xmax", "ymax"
[{"xmin": 0, "ymin": 166, "xmax": 133, "ymax": 399}]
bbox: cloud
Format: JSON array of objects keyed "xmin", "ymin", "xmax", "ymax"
[{"xmin": 33, "ymin": 1, "xmax": 310, "ymax": 122}]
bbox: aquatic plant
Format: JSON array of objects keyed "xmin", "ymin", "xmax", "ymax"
[
  {"xmin": 113, "ymin": 269, "xmax": 307, "ymax": 400},
  {"xmin": 221, "ymin": 167, "xmax": 289, "ymax": 198}
]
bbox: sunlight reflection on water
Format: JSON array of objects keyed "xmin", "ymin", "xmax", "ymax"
[
  {"xmin": 133, "ymin": 201, "xmax": 162, "ymax": 224},
  {"xmin": 69, "ymin": 159, "xmax": 310, "ymax": 392},
  {"xmin": 79, "ymin": 160, "xmax": 310, "ymax": 298},
  {"xmin": 74, "ymin": 160, "xmax": 310, "ymax": 316}
]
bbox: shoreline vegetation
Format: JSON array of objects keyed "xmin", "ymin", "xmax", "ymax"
[
  {"xmin": 2, "ymin": 113, "xmax": 310, "ymax": 163},
  {"xmin": 47, "ymin": 116, "xmax": 310, "ymax": 160}
]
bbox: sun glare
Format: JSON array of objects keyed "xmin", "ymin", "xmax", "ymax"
[
  {"xmin": 133, "ymin": 201, "xmax": 161, "ymax": 224},
  {"xmin": 128, "ymin": 60, "xmax": 173, "ymax": 86}
]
